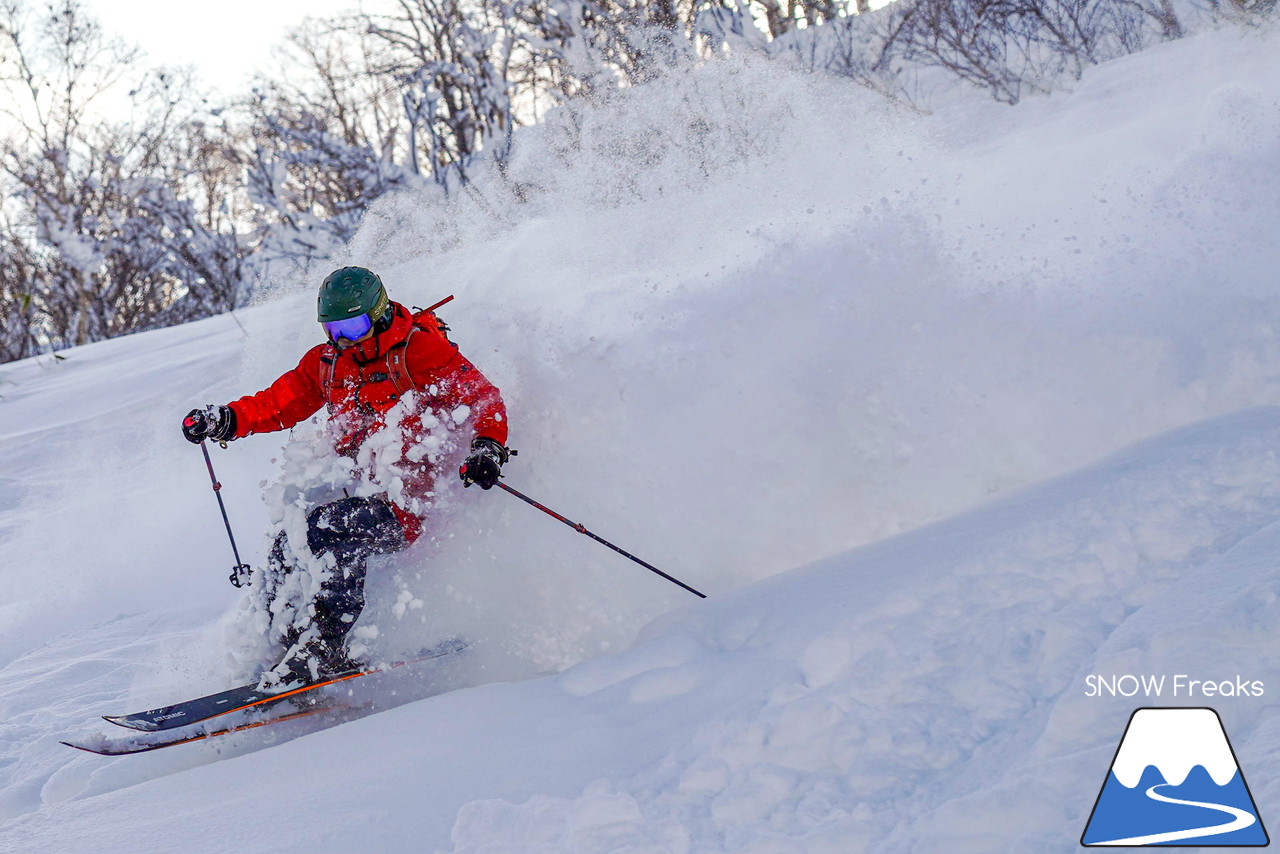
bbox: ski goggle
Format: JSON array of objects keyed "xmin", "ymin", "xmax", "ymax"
[{"xmin": 323, "ymin": 313, "xmax": 374, "ymax": 345}]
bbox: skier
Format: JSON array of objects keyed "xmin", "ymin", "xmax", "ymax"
[{"xmin": 181, "ymin": 266, "xmax": 509, "ymax": 687}]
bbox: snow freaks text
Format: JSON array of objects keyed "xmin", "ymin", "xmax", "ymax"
[{"xmin": 1084, "ymin": 675, "xmax": 1265, "ymax": 699}]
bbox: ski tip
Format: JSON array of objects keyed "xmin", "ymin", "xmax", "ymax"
[{"xmin": 62, "ymin": 738, "xmax": 161, "ymax": 757}]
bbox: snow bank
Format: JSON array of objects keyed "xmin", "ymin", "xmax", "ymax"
[{"xmin": 439, "ymin": 407, "xmax": 1280, "ymax": 853}]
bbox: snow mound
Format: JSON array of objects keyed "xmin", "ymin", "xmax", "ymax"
[{"xmin": 443, "ymin": 407, "xmax": 1280, "ymax": 852}]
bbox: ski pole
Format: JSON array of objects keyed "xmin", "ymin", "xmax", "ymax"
[
  {"xmin": 496, "ymin": 481, "xmax": 707, "ymax": 599},
  {"xmin": 199, "ymin": 441, "xmax": 252, "ymax": 588}
]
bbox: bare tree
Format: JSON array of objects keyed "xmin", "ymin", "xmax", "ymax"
[
  {"xmin": 358, "ymin": 0, "xmax": 525, "ymax": 192},
  {"xmin": 236, "ymin": 19, "xmax": 414, "ymax": 270},
  {"xmin": 879, "ymin": 0, "xmax": 1184, "ymax": 104},
  {"xmin": 0, "ymin": 1, "xmax": 247, "ymax": 356},
  {"xmin": 0, "ymin": 222, "xmax": 40, "ymax": 363},
  {"xmin": 1197, "ymin": 0, "xmax": 1273, "ymax": 17}
]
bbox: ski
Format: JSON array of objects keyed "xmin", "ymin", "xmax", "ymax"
[
  {"xmin": 102, "ymin": 637, "xmax": 468, "ymax": 733},
  {"xmin": 63, "ymin": 704, "xmax": 345, "ymax": 756}
]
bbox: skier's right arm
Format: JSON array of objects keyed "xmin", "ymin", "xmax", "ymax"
[{"xmin": 225, "ymin": 346, "xmax": 328, "ymax": 438}]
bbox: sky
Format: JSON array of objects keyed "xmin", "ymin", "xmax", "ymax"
[{"xmin": 81, "ymin": 0, "xmax": 357, "ymax": 95}]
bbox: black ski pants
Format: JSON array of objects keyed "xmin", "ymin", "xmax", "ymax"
[{"xmin": 267, "ymin": 495, "xmax": 408, "ymax": 644}]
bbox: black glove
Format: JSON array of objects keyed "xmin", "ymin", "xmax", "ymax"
[
  {"xmin": 182, "ymin": 404, "xmax": 237, "ymax": 444},
  {"xmin": 459, "ymin": 437, "xmax": 508, "ymax": 489}
]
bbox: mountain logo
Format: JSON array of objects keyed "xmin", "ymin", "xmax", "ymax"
[{"xmin": 1081, "ymin": 707, "xmax": 1269, "ymax": 847}]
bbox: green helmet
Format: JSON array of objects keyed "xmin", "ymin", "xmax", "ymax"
[{"xmin": 317, "ymin": 266, "xmax": 390, "ymax": 323}]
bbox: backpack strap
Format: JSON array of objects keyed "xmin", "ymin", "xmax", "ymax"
[
  {"xmin": 320, "ymin": 346, "xmax": 339, "ymax": 412},
  {"xmin": 385, "ymin": 327, "xmax": 417, "ymax": 396},
  {"xmin": 385, "ymin": 307, "xmax": 459, "ymax": 395}
]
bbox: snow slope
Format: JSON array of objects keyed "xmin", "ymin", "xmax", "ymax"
[{"xmin": 2, "ymin": 21, "xmax": 1280, "ymax": 854}]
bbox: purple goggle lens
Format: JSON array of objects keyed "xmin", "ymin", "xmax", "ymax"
[{"xmin": 323, "ymin": 313, "xmax": 373, "ymax": 344}]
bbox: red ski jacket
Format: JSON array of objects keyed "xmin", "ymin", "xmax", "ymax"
[{"xmin": 227, "ymin": 302, "xmax": 507, "ymax": 542}]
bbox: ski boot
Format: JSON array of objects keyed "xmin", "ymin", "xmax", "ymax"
[{"xmin": 259, "ymin": 635, "xmax": 363, "ymax": 693}]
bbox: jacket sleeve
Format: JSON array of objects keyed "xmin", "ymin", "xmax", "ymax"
[
  {"xmin": 407, "ymin": 328, "xmax": 508, "ymax": 446},
  {"xmin": 228, "ymin": 345, "xmax": 328, "ymax": 438}
]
